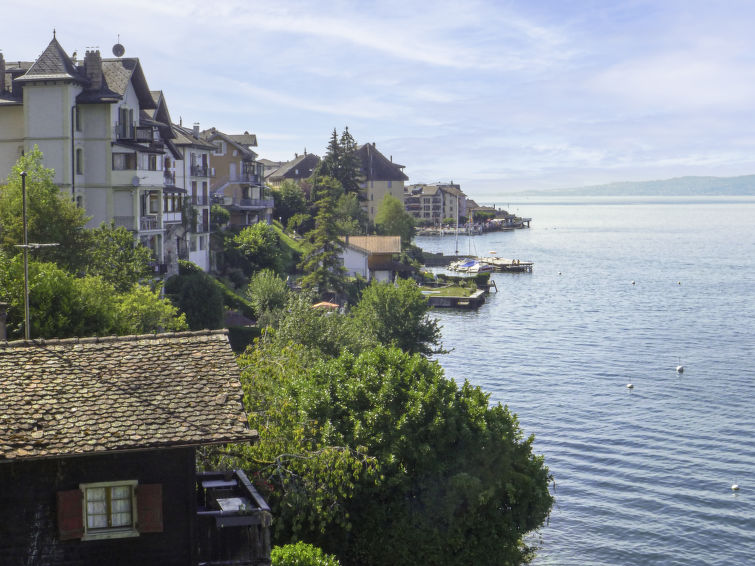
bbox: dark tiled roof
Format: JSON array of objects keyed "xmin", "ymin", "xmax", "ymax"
[
  {"xmin": 172, "ymin": 123, "xmax": 217, "ymax": 150},
  {"xmin": 357, "ymin": 143, "xmax": 409, "ymax": 182},
  {"xmin": 16, "ymin": 37, "xmax": 82, "ymax": 83},
  {"xmin": 227, "ymin": 132, "xmax": 258, "ymax": 147},
  {"xmin": 267, "ymin": 153, "xmax": 320, "ymax": 181},
  {"xmin": 0, "ymin": 330, "xmax": 255, "ymax": 462}
]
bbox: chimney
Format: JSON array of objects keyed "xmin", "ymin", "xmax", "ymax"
[
  {"xmin": 0, "ymin": 302, "xmax": 8, "ymax": 341},
  {"xmin": 193, "ymin": 122, "xmax": 200, "ymax": 138},
  {"xmin": 0, "ymin": 52, "xmax": 5, "ymax": 94},
  {"xmin": 84, "ymin": 50, "xmax": 103, "ymax": 90}
]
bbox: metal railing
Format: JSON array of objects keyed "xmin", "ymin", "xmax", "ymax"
[{"xmin": 140, "ymin": 215, "xmax": 159, "ymax": 231}]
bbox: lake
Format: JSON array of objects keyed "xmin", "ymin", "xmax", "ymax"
[{"xmin": 415, "ymin": 196, "xmax": 755, "ymax": 565}]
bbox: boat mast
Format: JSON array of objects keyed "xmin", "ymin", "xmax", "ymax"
[{"xmin": 455, "ymin": 194, "xmax": 459, "ymax": 254}]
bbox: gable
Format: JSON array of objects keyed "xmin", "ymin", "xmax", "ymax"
[{"xmin": 0, "ymin": 330, "xmax": 255, "ymax": 463}]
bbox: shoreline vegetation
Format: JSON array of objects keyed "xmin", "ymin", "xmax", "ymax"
[{"xmin": 1, "ymin": 137, "xmax": 553, "ymax": 566}]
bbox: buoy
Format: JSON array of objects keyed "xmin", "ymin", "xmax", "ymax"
[
  {"xmin": 678, "ymin": 281, "xmax": 681, "ymax": 285},
  {"xmin": 558, "ymin": 271, "xmax": 562, "ymax": 276},
  {"xmin": 676, "ymin": 357, "xmax": 684, "ymax": 373},
  {"xmin": 732, "ymin": 484, "xmax": 740, "ymax": 491},
  {"xmin": 631, "ymin": 280, "xmax": 636, "ymax": 285},
  {"xmin": 627, "ymin": 383, "xmax": 634, "ymax": 389}
]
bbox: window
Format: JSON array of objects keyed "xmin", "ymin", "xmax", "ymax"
[
  {"xmin": 113, "ymin": 153, "xmax": 137, "ymax": 170},
  {"xmin": 76, "ymin": 148, "xmax": 84, "ymax": 175},
  {"xmin": 57, "ymin": 482, "xmax": 163, "ymax": 542},
  {"xmin": 83, "ymin": 481, "xmax": 137, "ymax": 538},
  {"xmin": 214, "ymin": 141, "xmax": 225, "ymax": 155},
  {"xmin": 75, "ymin": 105, "xmax": 82, "ymax": 132},
  {"xmin": 148, "ymin": 154, "xmax": 158, "ymax": 171}
]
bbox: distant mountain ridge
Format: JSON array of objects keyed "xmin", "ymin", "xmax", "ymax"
[{"xmin": 536, "ymin": 175, "xmax": 755, "ymax": 196}]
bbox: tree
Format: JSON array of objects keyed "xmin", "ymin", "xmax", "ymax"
[
  {"xmin": 273, "ymin": 180, "xmax": 308, "ymax": 226},
  {"xmin": 210, "ymin": 204, "xmax": 230, "ymax": 231},
  {"xmin": 217, "ymin": 343, "xmax": 553, "ymax": 566},
  {"xmin": 335, "ymin": 193, "xmax": 367, "ymax": 235},
  {"xmin": 0, "ymin": 147, "xmax": 90, "ymax": 271},
  {"xmin": 114, "ymin": 284, "xmax": 188, "ymax": 334},
  {"xmin": 0, "ymin": 252, "xmax": 186, "ymax": 339},
  {"xmin": 350, "ymin": 279, "xmax": 442, "ymax": 356},
  {"xmin": 337, "ymin": 127, "xmax": 363, "ymax": 195},
  {"xmin": 234, "ymin": 222, "xmax": 284, "ymax": 274},
  {"xmin": 246, "ymin": 269, "xmax": 289, "ymax": 323},
  {"xmin": 164, "ymin": 264, "xmax": 225, "ymax": 330},
  {"xmin": 85, "ymin": 223, "xmax": 153, "ymax": 292},
  {"xmin": 298, "ymin": 177, "xmax": 347, "ymax": 297},
  {"xmin": 374, "ymin": 194, "xmax": 415, "ymax": 248}
]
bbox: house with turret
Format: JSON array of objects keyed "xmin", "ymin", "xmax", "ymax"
[{"xmin": 0, "ymin": 34, "xmax": 209, "ymax": 275}]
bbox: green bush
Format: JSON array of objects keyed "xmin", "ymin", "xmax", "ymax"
[{"xmin": 271, "ymin": 542, "xmax": 340, "ymax": 566}]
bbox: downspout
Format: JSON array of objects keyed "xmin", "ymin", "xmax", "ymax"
[{"xmin": 70, "ymin": 104, "xmax": 76, "ymax": 200}]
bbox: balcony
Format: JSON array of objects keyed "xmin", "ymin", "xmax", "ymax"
[
  {"xmin": 163, "ymin": 211, "xmax": 182, "ymax": 224},
  {"xmin": 115, "ymin": 123, "xmax": 154, "ymax": 142},
  {"xmin": 140, "ymin": 215, "xmax": 160, "ymax": 231},
  {"xmin": 113, "ymin": 216, "xmax": 135, "ymax": 230},
  {"xmin": 191, "ymin": 165, "xmax": 215, "ymax": 178},
  {"xmin": 235, "ymin": 198, "xmax": 274, "ymax": 209},
  {"xmin": 196, "ymin": 470, "xmax": 272, "ymax": 566},
  {"xmin": 193, "ymin": 195, "xmax": 211, "ymax": 206}
]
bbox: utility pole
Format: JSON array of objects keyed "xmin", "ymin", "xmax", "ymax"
[{"xmin": 14, "ymin": 170, "xmax": 59, "ymax": 340}]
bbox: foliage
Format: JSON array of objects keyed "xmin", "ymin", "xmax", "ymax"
[
  {"xmin": 287, "ymin": 212, "xmax": 314, "ymax": 235},
  {"xmin": 299, "ymin": 177, "xmax": 347, "ymax": 297},
  {"xmin": 350, "ymin": 279, "xmax": 443, "ymax": 356},
  {"xmin": 374, "ymin": 194, "xmax": 415, "ymax": 248},
  {"xmin": 85, "ymin": 223, "xmax": 153, "ymax": 292},
  {"xmin": 234, "ymin": 222, "xmax": 284, "ymax": 274},
  {"xmin": 246, "ymin": 269, "xmax": 290, "ymax": 323},
  {"xmin": 210, "ymin": 204, "xmax": 230, "ymax": 231},
  {"xmin": 315, "ymin": 127, "xmax": 362, "ymax": 196},
  {"xmin": 217, "ymin": 343, "xmax": 552, "ymax": 566},
  {"xmin": 0, "ymin": 253, "xmax": 185, "ymax": 339},
  {"xmin": 271, "ymin": 293, "xmax": 369, "ymax": 359},
  {"xmin": 272, "ymin": 542, "xmax": 341, "ymax": 566},
  {"xmin": 164, "ymin": 269, "xmax": 225, "ymax": 330},
  {"xmin": 114, "ymin": 283, "xmax": 188, "ymax": 334},
  {"xmin": 335, "ymin": 193, "xmax": 366, "ymax": 235},
  {"xmin": 274, "ymin": 180, "xmax": 308, "ymax": 226},
  {"xmin": 0, "ymin": 147, "xmax": 91, "ymax": 272}
]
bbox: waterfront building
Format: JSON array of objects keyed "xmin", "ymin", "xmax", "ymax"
[
  {"xmin": 0, "ymin": 34, "xmax": 211, "ymax": 275},
  {"xmin": 404, "ymin": 182, "xmax": 467, "ymax": 224},
  {"xmin": 200, "ymin": 128, "xmax": 273, "ymax": 228},
  {"xmin": 356, "ymin": 142, "xmax": 408, "ymax": 222}
]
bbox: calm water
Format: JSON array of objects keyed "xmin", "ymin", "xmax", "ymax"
[{"xmin": 416, "ymin": 197, "xmax": 755, "ymax": 566}]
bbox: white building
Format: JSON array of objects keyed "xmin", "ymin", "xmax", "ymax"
[{"xmin": 0, "ymin": 34, "xmax": 208, "ymax": 274}]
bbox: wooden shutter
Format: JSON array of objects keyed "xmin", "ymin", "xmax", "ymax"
[
  {"xmin": 136, "ymin": 483, "xmax": 163, "ymax": 533},
  {"xmin": 57, "ymin": 489, "xmax": 84, "ymax": 540}
]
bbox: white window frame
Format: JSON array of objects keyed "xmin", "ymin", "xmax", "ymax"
[{"xmin": 79, "ymin": 480, "xmax": 139, "ymax": 541}]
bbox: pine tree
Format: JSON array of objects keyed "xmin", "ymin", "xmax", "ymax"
[
  {"xmin": 338, "ymin": 127, "xmax": 363, "ymax": 195},
  {"xmin": 298, "ymin": 176, "xmax": 346, "ymax": 298}
]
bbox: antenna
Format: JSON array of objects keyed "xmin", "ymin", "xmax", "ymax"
[{"xmin": 112, "ymin": 34, "xmax": 125, "ymax": 57}]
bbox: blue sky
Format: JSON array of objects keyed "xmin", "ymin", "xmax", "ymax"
[{"xmin": 5, "ymin": 1, "xmax": 755, "ymax": 197}]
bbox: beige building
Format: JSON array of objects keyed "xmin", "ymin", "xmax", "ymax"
[
  {"xmin": 201, "ymin": 128, "xmax": 273, "ymax": 227},
  {"xmin": 404, "ymin": 182, "xmax": 467, "ymax": 224},
  {"xmin": 356, "ymin": 142, "xmax": 408, "ymax": 222}
]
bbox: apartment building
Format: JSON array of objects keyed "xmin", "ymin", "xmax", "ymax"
[{"xmin": 357, "ymin": 142, "xmax": 408, "ymax": 222}]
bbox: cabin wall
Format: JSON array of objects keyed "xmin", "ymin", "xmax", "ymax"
[{"xmin": 0, "ymin": 448, "xmax": 196, "ymax": 566}]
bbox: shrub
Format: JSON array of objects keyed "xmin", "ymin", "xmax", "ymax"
[{"xmin": 271, "ymin": 542, "xmax": 340, "ymax": 566}]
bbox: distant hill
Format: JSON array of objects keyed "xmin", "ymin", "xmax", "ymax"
[{"xmin": 535, "ymin": 175, "xmax": 755, "ymax": 196}]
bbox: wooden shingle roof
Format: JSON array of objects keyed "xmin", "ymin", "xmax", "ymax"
[
  {"xmin": 342, "ymin": 235, "xmax": 401, "ymax": 255},
  {"xmin": 0, "ymin": 330, "xmax": 255, "ymax": 463}
]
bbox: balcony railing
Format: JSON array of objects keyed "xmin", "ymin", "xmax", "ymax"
[
  {"xmin": 113, "ymin": 216, "xmax": 135, "ymax": 230},
  {"xmin": 191, "ymin": 165, "xmax": 215, "ymax": 178},
  {"xmin": 140, "ymin": 215, "xmax": 159, "ymax": 231},
  {"xmin": 163, "ymin": 211, "xmax": 182, "ymax": 224},
  {"xmin": 235, "ymin": 198, "xmax": 274, "ymax": 209},
  {"xmin": 115, "ymin": 123, "xmax": 154, "ymax": 142}
]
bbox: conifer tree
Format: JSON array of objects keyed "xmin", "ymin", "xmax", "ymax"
[
  {"xmin": 298, "ymin": 176, "xmax": 346, "ymax": 298},
  {"xmin": 337, "ymin": 126, "xmax": 363, "ymax": 195}
]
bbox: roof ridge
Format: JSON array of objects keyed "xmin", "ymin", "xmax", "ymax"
[{"xmin": 0, "ymin": 329, "xmax": 228, "ymax": 349}]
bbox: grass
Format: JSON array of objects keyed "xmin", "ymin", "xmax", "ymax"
[{"xmin": 419, "ymin": 284, "xmax": 476, "ymax": 297}]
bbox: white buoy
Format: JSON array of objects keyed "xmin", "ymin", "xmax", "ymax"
[
  {"xmin": 732, "ymin": 483, "xmax": 740, "ymax": 491},
  {"xmin": 631, "ymin": 280, "xmax": 636, "ymax": 285},
  {"xmin": 627, "ymin": 383, "xmax": 634, "ymax": 389},
  {"xmin": 676, "ymin": 357, "xmax": 684, "ymax": 373}
]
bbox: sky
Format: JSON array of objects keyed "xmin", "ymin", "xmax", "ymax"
[{"xmin": 4, "ymin": 0, "xmax": 755, "ymax": 197}]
